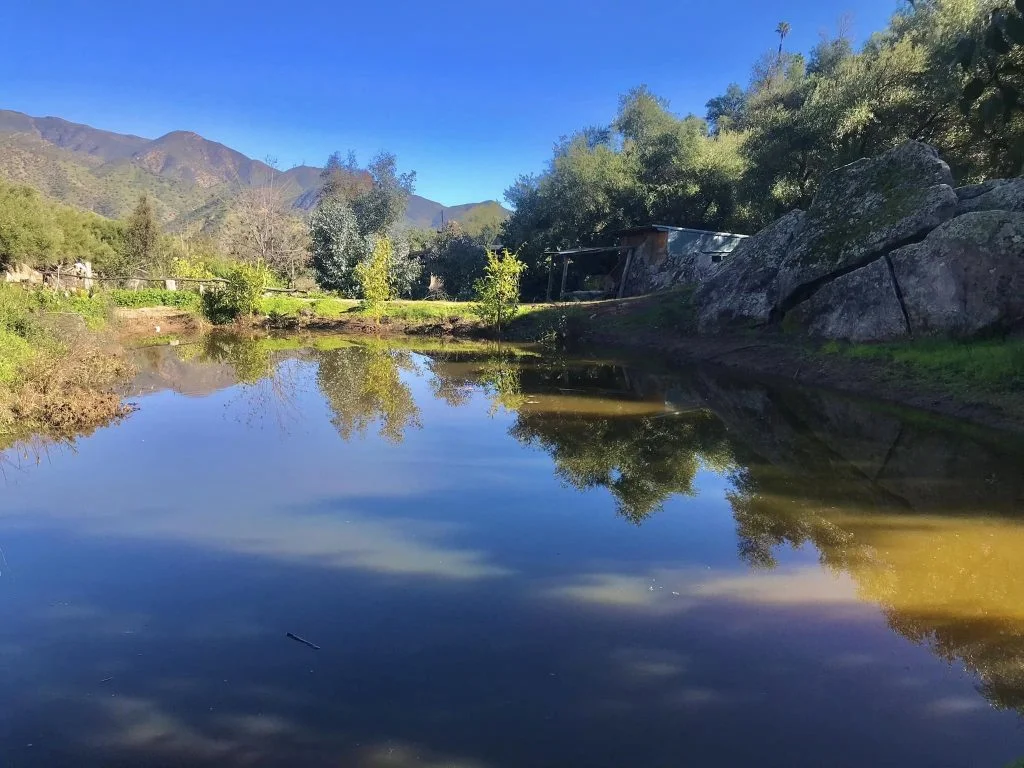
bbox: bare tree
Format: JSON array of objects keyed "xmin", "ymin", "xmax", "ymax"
[{"xmin": 221, "ymin": 159, "xmax": 311, "ymax": 285}]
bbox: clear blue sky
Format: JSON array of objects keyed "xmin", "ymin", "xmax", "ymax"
[{"xmin": 2, "ymin": 0, "xmax": 900, "ymax": 206}]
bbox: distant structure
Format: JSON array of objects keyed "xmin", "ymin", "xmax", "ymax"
[{"xmin": 545, "ymin": 224, "xmax": 747, "ymax": 301}]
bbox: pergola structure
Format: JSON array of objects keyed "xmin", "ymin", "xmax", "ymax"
[{"xmin": 542, "ymin": 245, "xmax": 632, "ymax": 302}]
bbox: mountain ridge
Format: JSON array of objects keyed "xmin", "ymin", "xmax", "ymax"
[{"xmin": 0, "ymin": 109, "xmax": 508, "ymax": 229}]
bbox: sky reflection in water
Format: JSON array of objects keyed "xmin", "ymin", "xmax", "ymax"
[{"xmin": 1, "ymin": 334, "xmax": 1024, "ymax": 767}]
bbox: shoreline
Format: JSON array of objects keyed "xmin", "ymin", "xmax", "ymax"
[{"xmin": 109, "ymin": 301, "xmax": 1024, "ymax": 436}]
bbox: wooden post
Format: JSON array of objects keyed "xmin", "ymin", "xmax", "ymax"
[
  {"xmin": 559, "ymin": 255, "xmax": 571, "ymax": 302},
  {"xmin": 546, "ymin": 257, "xmax": 556, "ymax": 302},
  {"xmin": 618, "ymin": 248, "xmax": 634, "ymax": 299}
]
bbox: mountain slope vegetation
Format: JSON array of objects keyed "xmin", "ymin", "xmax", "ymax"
[{"xmin": 0, "ymin": 109, "xmax": 508, "ymax": 230}]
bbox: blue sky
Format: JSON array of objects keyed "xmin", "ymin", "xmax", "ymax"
[{"xmin": 2, "ymin": 0, "xmax": 900, "ymax": 206}]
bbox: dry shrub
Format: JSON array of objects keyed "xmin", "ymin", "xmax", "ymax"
[{"xmin": 0, "ymin": 326, "xmax": 135, "ymax": 445}]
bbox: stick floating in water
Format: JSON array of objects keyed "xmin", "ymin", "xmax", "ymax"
[{"xmin": 286, "ymin": 632, "xmax": 321, "ymax": 650}]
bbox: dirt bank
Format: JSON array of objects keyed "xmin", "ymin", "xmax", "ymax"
[{"xmin": 114, "ymin": 306, "xmax": 207, "ymax": 338}]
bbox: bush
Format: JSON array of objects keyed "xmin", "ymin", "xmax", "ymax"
[
  {"xmin": 355, "ymin": 236, "xmax": 393, "ymax": 319},
  {"xmin": 474, "ymin": 249, "xmax": 526, "ymax": 335},
  {"xmin": 201, "ymin": 262, "xmax": 271, "ymax": 324},
  {"xmin": 108, "ymin": 288, "xmax": 202, "ymax": 311}
]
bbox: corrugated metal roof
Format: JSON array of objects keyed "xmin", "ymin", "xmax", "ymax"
[
  {"xmin": 613, "ymin": 224, "xmax": 749, "ymax": 238},
  {"xmin": 542, "ymin": 245, "xmax": 631, "ymax": 257}
]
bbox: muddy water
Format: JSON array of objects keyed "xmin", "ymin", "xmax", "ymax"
[{"xmin": 2, "ymin": 333, "xmax": 1024, "ymax": 767}]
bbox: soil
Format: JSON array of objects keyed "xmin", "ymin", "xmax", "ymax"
[{"xmin": 114, "ymin": 307, "xmax": 207, "ymax": 338}]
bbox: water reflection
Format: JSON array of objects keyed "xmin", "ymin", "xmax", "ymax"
[
  {"xmin": 125, "ymin": 334, "xmax": 1024, "ymax": 719},
  {"xmin": 5, "ymin": 333, "xmax": 1024, "ymax": 764}
]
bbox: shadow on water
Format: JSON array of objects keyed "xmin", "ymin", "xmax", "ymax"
[{"xmin": 4, "ymin": 331, "xmax": 1024, "ymax": 766}]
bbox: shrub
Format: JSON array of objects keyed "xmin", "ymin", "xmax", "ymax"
[
  {"xmin": 108, "ymin": 288, "xmax": 202, "ymax": 311},
  {"xmin": 355, "ymin": 236, "xmax": 393, "ymax": 319},
  {"xmin": 474, "ymin": 249, "xmax": 526, "ymax": 336},
  {"xmin": 202, "ymin": 262, "xmax": 271, "ymax": 323}
]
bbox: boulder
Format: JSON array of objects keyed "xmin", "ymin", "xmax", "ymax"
[
  {"xmin": 694, "ymin": 210, "xmax": 804, "ymax": 333},
  {"xmin": 956, "ymin": 178, "xmax": 1024, "ymax": 215},
  {"xmin": 777, "ymin": 142, "xmax": 958, "ymax": 310},
  {"xmin": 787, "ymin": 257, "xmax": 909, "ymax": 341},
  {"xmin": 889, "ymin": 210, "xmax": 1024, "ymax": 337}
]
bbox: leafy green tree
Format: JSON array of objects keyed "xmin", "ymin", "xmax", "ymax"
[
  {"xmin": 426, "ymin": 222, "xmax": 487, "ymax": 299},
  {"xmin": 474, "ymin": 249, "xmax": 526, "ymax": 335},
  {"xmin": 0, "ymin": 184, "xmax": 64, "ymax": 269},
  {"xmin": 355, "ymin": 235, "xmax": 393, "ymax": 318},
  {"xmin": 309, "ymin": 197, "xmax": 367, "ymax": 295},
  {"xmin": 705, "ymin": 83, "xmax": 748, "ymax": 133},
  {"xmin": 116, "ymin": 194, "xmax": 159, "ymax": 276},
  {"xmin": 350, "ymin": 153, "xmax": 417, "ymax": 237},
  {"xmin": 459, "ymin": 202, "xmax": 508, "ymax": 246},
  {"xmin": 311, "ymin": 152, "xmax": 420, "ymax": 296}
]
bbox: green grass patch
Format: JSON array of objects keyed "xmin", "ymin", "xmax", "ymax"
[
  {"xmin": 0, "ymin": 284, "xmax": 111, "ymax": 331},
  {"xmin": 0, "ymin": 327, "xmax": 34, "ymax": 385},
  {"xmin": 830, "ymin": 338, "xmax": 1024, "ymax": 392},
  {"xmin": 108, "ymin": 288, "xmax": 202, "ymax": 312},
  {"xmin": 259, "ymin": 295, "xmax": 358, "ymax": 318}
]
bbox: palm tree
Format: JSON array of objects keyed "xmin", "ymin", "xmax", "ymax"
[{"xmin": 776, "ymin": 21, "xmax": 791, "ymax": 55}]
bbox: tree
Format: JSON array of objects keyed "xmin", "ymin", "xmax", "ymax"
[
  {"xmin": 117, "ymin": 195, "xmax": 159, "ymax": 276},
  {"xmin": 776, "ymin": 21, "xmax": 792, "ymax": 54},
  {"xmin": 311, "ymin": 151, "xmax": 420, "ymax": 296},
  {"xmin": 474, "ymin": 249, "xmax": 526, "ymax": 336},
  {"xmin": 221, "ymin": 166, "xmax": 310, "ymax": 286},
  {"xmin": 309, "ymin": 197, "xmax": 368, "ymax": 296},
  {"xmin": 460, "ymin": 202, "xmax": 508, "ymax": 245},
  {"xmin": 705, "ymin": 83, "xmax": 748, "ymax": 133},
  {"xmin": 355, "ymin": 235, "xmax": 393, "ymax": 318},
  {"xmin": 426, "ymin": 221, "xmax": 487, "ymax": 299},
  {"xmin": 319, "ymin": 150, "xmax": 371, "ymax": 203}
]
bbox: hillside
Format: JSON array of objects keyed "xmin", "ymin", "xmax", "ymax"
[{"xmin": 0, "ymin": 109, "xmax": 509, "ymax": 230}]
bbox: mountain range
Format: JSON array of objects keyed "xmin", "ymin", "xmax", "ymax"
[{"xmin": 0, "ymin": 109, "xmax": 508, "ymax": 230}]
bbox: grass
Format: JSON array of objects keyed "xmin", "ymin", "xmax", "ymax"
[
  {"xmin": 826, "ymin": 337, "xmax": 1024, "ymax": 393},
  {"xmin": 257, "ymin": 295, "xmax": 541, "ymax": 326}
]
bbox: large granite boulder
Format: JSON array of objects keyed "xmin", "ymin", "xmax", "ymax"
[
  {"xmin": 956, "ymin": 179, "xmax": 1024, "ymax": 215},
  {"xmin": 694, "ymin": 210, "xmax": 804, "ymax": 333},
  {"xmin": 787, "ymin": 257, "xmax": 909, "ymax": 341},
  {"xmin": 694, "ymin": 142, "xmax": 958, "ymax": 335},
  {"xmin": 889, "ymin": 210, "xmax": 1024, "ymax": 337},
  {"xmin": 776, "ymin": 141, "xmax": 958, "ymax": 310}
]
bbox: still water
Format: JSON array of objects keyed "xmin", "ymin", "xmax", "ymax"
[{"xmin": 2, "ymin": 333, "xmax": 1024, "ymax": 767}]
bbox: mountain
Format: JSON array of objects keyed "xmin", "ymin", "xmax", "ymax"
[{"xmin": 0, "ymin": 109, "xmax": 510, "ymax": 230}]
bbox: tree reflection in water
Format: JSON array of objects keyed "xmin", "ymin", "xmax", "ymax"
[
  {"xmin": 124, "ymin": 335, "xmax": 1024, "ymax": 716},
  {"xmin": 316, "ymin": 341, "xmax": 421, "ymax": 444}
]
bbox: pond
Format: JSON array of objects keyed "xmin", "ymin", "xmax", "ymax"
[{"xmin": 2, "ymin": 333, "xmax": 1024, "ymax": 767}]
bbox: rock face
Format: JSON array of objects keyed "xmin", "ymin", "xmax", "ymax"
[
  {"xmin": 694, "ymin": 211, "xmax": 804, "ymax": 332},
  {"xmin": 777, "ymin": 142, "xmax": 957, "ymax": 309},
  {"xmin": 957, "ymin": 179, "xmax": 1024, "ymax": 214},
  {"xmin": 890, "ymin": 211, "xmax": 1024, "ymax": 337},
  {"xmin": 694, "ymin": 141, "xmax": 1024, "ymax": 341},
  {"xmin": 788, "ymin": 258, "xmax": 909, "ymax": 342}
]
